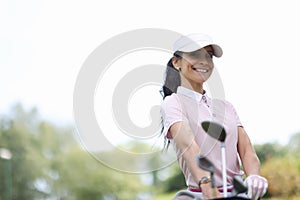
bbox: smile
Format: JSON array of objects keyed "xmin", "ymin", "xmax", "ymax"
[{"xmin": 192, "ymin": 67, "xmax": 209, "ymax": 73}]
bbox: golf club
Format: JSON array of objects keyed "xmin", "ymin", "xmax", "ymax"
[
  {"xmin": 201, "ymin": 121, "xmax": 228, "ymax": 197},
  {"xmin": 196, "ymin": 155, "xmax": 217, "ymax": 198},
  {"xmin": 196, "ymin": 155, "xmax": 215, "ymax": 189},
  {"xmin": 232, "ymin": 176, "xmax": 247, "ymax": 196}
]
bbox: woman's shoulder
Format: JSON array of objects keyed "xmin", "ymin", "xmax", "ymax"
[
  {"xmin": 161, "ymin": 93, "xmax": 181, "ymax": 108},
  {"xmin": 163, "ymin": 93, "xmax": 179, "ymax": 102}
]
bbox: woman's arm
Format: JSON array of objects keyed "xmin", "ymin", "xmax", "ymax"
[
  {"xmin": 169, "ymin": 121, "xmax": 222, "ymax": 199},
  {"xmin": 237, "ymin": 126, "xmax": 261, "ymax": 175},
  {"xmin": 237, "ymin": 126, "xmax": 268, "ymax": 199}
]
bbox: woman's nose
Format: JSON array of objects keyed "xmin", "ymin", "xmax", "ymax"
[{"xmin": 195, "ymin": 60, "xmax": 209, "ymax": 66}]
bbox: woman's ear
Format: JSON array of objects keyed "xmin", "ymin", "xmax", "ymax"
[{"xmin": 172, "ymin": 57, "xmax": 181, "ymax": 71}]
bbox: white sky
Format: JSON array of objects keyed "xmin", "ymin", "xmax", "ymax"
[{"xmin": 1, "ymin": 0, "xmax": 300, "ymax": 147}]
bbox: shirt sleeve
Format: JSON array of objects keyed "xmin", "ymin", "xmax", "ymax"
[
  {"xmin": 227, "ymin": 100, "xmax": 243, "ymax": 127},
  {"xmin": 160, "ymin": 95, "xmax": 188, "ymax": 139}
]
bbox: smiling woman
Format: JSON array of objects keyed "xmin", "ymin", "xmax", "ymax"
[{"xmin": 160, "ymin": 33, "xmax": 268, "ymax": 200}]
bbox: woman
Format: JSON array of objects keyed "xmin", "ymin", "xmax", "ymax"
[{"xmin": 160, "ymin": 33, "xmax": 268, "ymax": 200}]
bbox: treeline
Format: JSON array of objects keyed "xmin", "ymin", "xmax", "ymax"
[
  {"xmin": 0, "ymin": 104, "xmax": 150, "ymax": 200},
  {"xmin": 0, "ymin": 104, "xmax": 300, "ymax": 199}
]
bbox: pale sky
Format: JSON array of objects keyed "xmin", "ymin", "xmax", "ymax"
[{"xmin": 1, "ymin": 0, "xmax": 300, "ymax": 149}]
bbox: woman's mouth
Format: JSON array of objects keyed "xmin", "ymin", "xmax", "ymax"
[{"xmin": 192, "ymin": 67, "xmax": 209, "ymax": 73}]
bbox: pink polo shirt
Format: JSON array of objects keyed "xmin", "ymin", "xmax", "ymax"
[{"xmin": 161, "ymin": 86, "xmax": 244, "ymax": 188}]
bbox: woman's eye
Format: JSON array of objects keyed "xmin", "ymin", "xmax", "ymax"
[
  {"xmin": 186, "ymin": 51, "xmax": 213, "ymax": 60},
  {"xmin": 189, "ymin": 52, "xmax": 199, "ymax": 58}
]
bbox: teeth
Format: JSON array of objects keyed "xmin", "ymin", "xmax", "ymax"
[{"xmin": 193, "ymin": 68, "xmax": 208, "ymax": 73}]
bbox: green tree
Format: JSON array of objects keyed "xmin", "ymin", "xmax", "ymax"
[
  {"xmin": 0, "ymin": 104, "xmax": 46, "ymax": 199},
  {"xmin": 53, "ymin": 146, "xmax": 145, "ymax": 200},
  {"xmin": 254, "ymin": 142, "xmax": 288, "ymax": 164},
  {"xmin": 0, "ymin": 104, "xmax": 147, "ymax": 200},
  {"xmin": 161, "ymin": 162, "xmax": 186, "ymax": 193},
  {"xmin": 261, "ymin": 156, "xmax": 300, "ymax": 197},
  {"xmin": 117, "ymin": 141, "xmax": 164, "ymax": 186},
  {"xmin": 288, "ymin": 132, "xmax": 300, "ymax": 153}
]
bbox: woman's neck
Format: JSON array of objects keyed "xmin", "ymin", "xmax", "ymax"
[{"xmin": 181, "ymin": 80, "xmax": 204, "ymax": 94}]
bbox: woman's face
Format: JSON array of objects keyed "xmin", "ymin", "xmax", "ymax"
[{"xmin": 173, "ymin": 45, "xmax": 214, "ymax": 86}]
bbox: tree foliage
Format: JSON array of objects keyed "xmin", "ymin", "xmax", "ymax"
[
  {"xmin": 261, "ymin": 156, "xmax": 300, "ymax": 197},
  {"xmin": 161, "ymin": 163, "xmax": 186, "ymax": 193},
  {"xmin": 0, "ymin": 104, "xmax": 44, "ymax": 199},
  {"xmin": 0, "ymin": 104, "xmax": 145, "ymax": 200},
  {"xmin": 254, "ymin": 142, "xmax": 288, "ymax": 164},
  {"xmin": 288, "ymin": 132, "xmax": 300, "ymax": 153}
]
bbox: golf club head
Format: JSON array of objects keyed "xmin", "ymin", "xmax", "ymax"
[
  {"xmin": 201, "ymin": 121, "xmax": 226, "ymax": 142},
  {"xmin": 232, "ymin": 176, "xmax": 247, "ymax": 196},
  {"xmin": 196, "ymin": 155, "xmax": 215, "ymax": 188},
  {"xmin": 196, "ymin": 155, "xmax": 214, "ymax": 174}
]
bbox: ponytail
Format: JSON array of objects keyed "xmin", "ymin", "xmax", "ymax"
[{"xmin": 160, "ymin": 51, "xmax": 182, "ymax": 99}]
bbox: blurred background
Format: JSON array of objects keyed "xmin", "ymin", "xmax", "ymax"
[{"xmin": 1, "ymin": 0, "xmax": 300, "ymax": 199}]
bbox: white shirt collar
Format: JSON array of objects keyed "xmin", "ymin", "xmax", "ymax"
[{"xmin": 177, "ymin": 86, "xmax": 209, "ymax": 102}]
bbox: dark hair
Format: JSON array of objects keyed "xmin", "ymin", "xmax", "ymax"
[
  {"xmin": 160, "ymin": 51, "xmax": 182, "ymax": 99},
  {"xmin": 160, "ymin": 51, "xmax": 183, "ymax": 150}
]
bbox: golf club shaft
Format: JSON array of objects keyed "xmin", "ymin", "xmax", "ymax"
[
  {"xmin": 221, "ymin": 143, "xmax": 227, "ymax": 197},
  {"xmin": 211, "ymin": 172, "xmax": 216, "ymax": 198}
]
